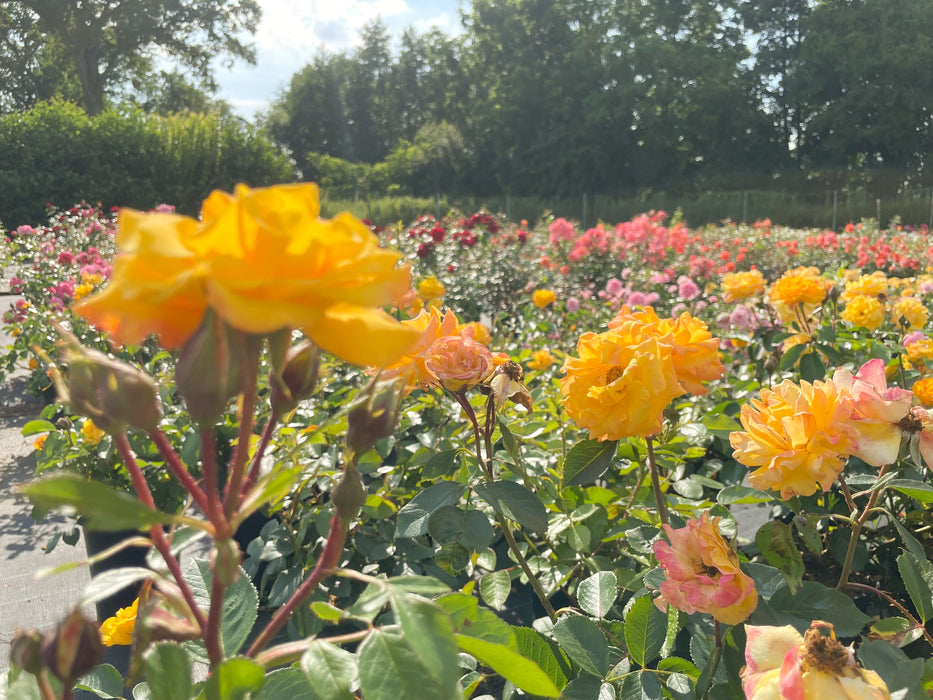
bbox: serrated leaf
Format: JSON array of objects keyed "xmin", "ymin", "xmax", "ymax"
[
  {"xmin": 396, "ymin": 482, "xmax": 466, "ymax": 538},
  {"xmin": 480, "ymin": 570, "xmax": 511, "ymax": 610},
  {"xmin": 897, "ymin": 552, "xmax": 933, "ymax": 624},
  {"xmin": 792, "ymin": 515, "xmax": 822, "ymax": 555},
  {"xmin": 618, "ymin": 671, "xmax": 663, "ymax": 700},
  {"xmin": 455, "ymin": 634, "xmax": 560, "ymax": 697},
  {"xmin": 474, "ymin": 480, "xmax": 548, "ymax": 532},
  {"xmin": 768, "ymin": 582, "xmax": 872, "ymax": 636},
  {"xmin": 422, "ymin": 450, "xmax": 462, "ymax": 479},
  {"xmin": 21, "ymin": 474, "xmax": 179, "ymax": 531},
  {"xmin": 779, "ymin": 343, "xmax": 807, "ymax": 370},
  {"xmin": 385, "ymin": 575, "xmax": 451, "ymax": 595},
  {"xmin": 799, "ymin": 351, "xmax": 825, "ymax": 381},
  {"xmin": 498, "ymin": 419, "xmax": 522, "ymax": 466},
  {"xmin": 755, "ymin": 521, "xmax": 804, "ymax": 593},
  {"xmin": 888, "ymin": 479, "xmax": 933, "ymax": 504},
  {"xmin": 578, "ymin": 571, "xmax": 617, "ymax": 619},
  {"xmin": 701, "ymin": 413, "xmax": 742, "ymax": 439},
  {"xmin": 513, "ymin": 627, "xmax": 569, "ymax": 691},
  {"xmin": 75, "ymin": 665, "xmax": 123, "ymax": 699},
  {"xmin": 185, "ymin": 559, "xmax": 258, "ymax": 659},
  {"xmin": 300, "ymin": 640, "xmax": 357, "ymax": 700},
  {"xmin": 869, "ymin": 617, "xmax": 925, "ymax": 648},
  {"xmin": 389, "ymin": 592, "xmax": 460, "ymax": 695},
  {"xmin": 717, "ymin": 486, "xmax": 774, "ymax": 505},
  {"xmin": 144, "ymin": 643, "xmax": 191, "ymax": 700},
  {"xmin": 203, "ymin": 658, "xmax": 264, "ymax": 700},
  {"xmin": 623, "ymin": 595, "xmax": 667, "ymax": 667},
  {"xmin": 892, "ymin": 520, "xmax": 927, "ymax": 559},
  {"xmin": 427, "ymin": 506, "xmax": 495, "ymax": 552},
  {"xmin": 553, "ymin": 615, "xmax": 609, "ymax": 677},
  {"xmin": 253, "ymin": 669, "xmax": 315, "ymax": 700},
  {"xmin": 359, "ymin": 628, "xmax": 458, "ymax": 700},
  {"xmin": 562, "ymin": 439, "xmax": 618, "ymax": 487},
  {"xmin": 80, "ymin": 567, "xmax": 153, "ymax": 606}
]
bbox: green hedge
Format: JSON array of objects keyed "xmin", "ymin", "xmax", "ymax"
[{"xmin": 0, "ymin": 100, "xmax": 296, "ymax": 227}]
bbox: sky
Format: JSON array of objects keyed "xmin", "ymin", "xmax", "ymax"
[{"xmin": 214, "ymin": 0, "xmax": 463, "ymax": 119}]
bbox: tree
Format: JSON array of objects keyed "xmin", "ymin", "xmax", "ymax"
[{"xmin": 0, "ymin": 1, "xmax": 260, "ymax": 115}]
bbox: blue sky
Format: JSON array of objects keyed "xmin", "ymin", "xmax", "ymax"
[{"xmin": 214, "ymin": 0, "xmax": 463, "ymax": 119}]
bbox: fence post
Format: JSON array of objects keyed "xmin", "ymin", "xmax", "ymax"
[
  {"xmin": 506, "ymin": 193, "xmax": 511, "ymax": 220},
  {"xmin": 876, "ymin": 198, "xmax": 882, "ymax": 228},
  {"xmin": 742, "ymin": 191, "xmax": 748, "ymax": 223}
]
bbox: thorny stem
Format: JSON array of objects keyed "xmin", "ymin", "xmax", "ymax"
[
  {"xmin": 148, "ymin": 428, "xmax": 211, "ymax": 515},
  {"xmin": 645, "ymin": 438, "xmax": 669, "ymax": 525},
  {"xmin": 241, "ymin": 410, "xmax": 279, "ymax": 499},
  {"xmin": 112, "ymin": 433, "xmax": 207, "ymax": 633},
  {"xmin": 246, "ymin": 510, "xmax": 348, "ymax": 657},
  {"xmin": 844, "ymin": 581, "xmax": 933, "ymax": 650},
  {"xmin": 836, "ymin": 465, "xmax": 891, "ymax": 590},
  {"xmin": 223, "ymin": 336, "xmax": 261, "ymax": 519},
  {"xmin": 200, "ymin": 427, "xmax": 230, "ymax": 538},
  {"xmin": 205, "ymin": 571, "xmax": 225, "ymax": 667},
  {"xmin": 699, "ymin": 623, "xmax": 724, "ymax": 700},
  {"xmin": 838, "ymin": 474, "xmax": 857, "ymax": 515}
]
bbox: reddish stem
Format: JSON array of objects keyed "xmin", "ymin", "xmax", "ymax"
[
  {"xmin": 246, "ymin": 511, "xmax": 347, "ymax": 657},
  {"xmin": 205, "ymin": 571, "xmax": 225, "ymax": 667},
  {"xmin": 112, "ymin": 432, "xmax": 207, "ymax": 632},
  {"xmin": 200, "ymin": 427, "xmax": 231, "ymax": 538},
  {"xmin": 240, "ymin": 410, "xmax": 279, "ymax": 500},
  {"xmin": 149, "ymin": 428, "xmax": 211, "ymax": 515},
  {"xmin": 223, "ymin": 338, "xmax": 261, "ymax": 518}
]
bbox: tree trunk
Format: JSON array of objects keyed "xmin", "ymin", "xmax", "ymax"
[{"xmin": 72, "ymin": 47, "xmax": 105, "ymax": 115}]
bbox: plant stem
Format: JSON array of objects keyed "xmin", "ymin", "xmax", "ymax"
[
  {"xmin": 645, "ymin": 437, "xmax": 669, "ymax": 525},
  {"xmin": 246, "ymin": 510, "xmax": 348, "ymax": 657},
  {"xmin": 200, "ymin": 427, "xmax": 231, "ymax": 538},
  {"xmin": 453, "ymin": 391, "xmax": 493, "ymax": 478},
  {"xmin": 844, "ymin": 581, "xmax": 933, "ymax": 650},
  {"xmin": 223, "ymin": 336, "xmax": 261, "ymax": 519},
  {"xmin": 205, "ymin": 572, "xmax": 225, "ymax": 667},
  {"xmin": 254, "ymin": 629, "xmax": 372, "ymax": 668},
  {"xmin": 836, "ymin": 465, "xmax": 890, "ymax": 590},
  {"xmin": 500, "ymin": 518, "xmax": 557, "ymax": 621},
  {"xmin": 113, "ymin": 432, "xmax": 207, "ymax": 632},
  {"xmin": 148, "ymin": 428, "xmax": 211, "ymax": 515},
  {"xmin": 241, "ymin": 410, "xmax": 279, "ymax": 498}
]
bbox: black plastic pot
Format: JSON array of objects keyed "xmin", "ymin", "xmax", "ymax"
[{"xmin": 84, "ymin": 529, "xmax": 149, "ymax": 623}]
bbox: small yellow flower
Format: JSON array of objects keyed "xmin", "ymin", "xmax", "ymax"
[
  {"xmin": 81, "ymin": 419, "xmax": 106, "ymax": 446},
  {"xmin": 841, "ymin": 272, "xmax": 888, "ymax": 304},
  {"xmin": 417, "ymin": 276, "xmax": 446, "ymax": 301},
  {"xmin": 28, "ymin": 358, "xmax": 38, "ymax": 370},
  {"xmin": 458, "ymin": 321, "xmax": 491, "ymax": 346},
  {"xmin": 893, "ymin": 296, "xmax": 929, "ymax": 330},
  {"xmin": 720, "ymin": 269, "xmax": 766, "ymax": 303},
  {"xmin": 81, "ymin": 272, "xmax": 105, "ymax": 286},
  {"xmin": 768, "ymin": 267, "xmax": 826, "ymax": 307},
  {"xmin": 100, "ymin": 599, "xmax": 138, "ymax": 646},
  {"xmin": 532, "ymin": 289, "xmax": 557, "ymax": 308},
  {"xmin": 527, "ymin": 349, "xmax": 556, "ymax": 370},
  {"xmin": 907, "ymin": 337, "xmax": 933, "ymax": 363},
  {"xmin": 74, "ymin": 283, "xmax": 95, "ymax": 301},
  {"xmin": 33, "ymin": 434, "xmax": 47, "ymax": 451},
  {"xmin": 841, "ymin": 295, "xmax": 885, "ymax": 331},
  {"xmin": 913, "ymin": 377, "xmax": 933, "ymax": 406}
]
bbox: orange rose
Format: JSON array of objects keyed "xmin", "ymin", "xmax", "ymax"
[{"xmin": 423, "ymin": 335, "xmax": 494, "ymax": 392}]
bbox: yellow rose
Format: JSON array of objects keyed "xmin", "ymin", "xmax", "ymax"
[
  {"xmin": 893, "ymin": 296, "xmax": 929, "ymax": 330},
  {"xmin": 561, "ymin": 324, "xmax": 684, "ymax": 440},
  {"xmin": 417, "ymin": 276, "xmax": 446, "ymax": 301},
  {"xmin": 81, "ymin": 419, "xmax": 106, "ymax": 446},
  {"xmin": 720, "ymin": 269, "xmax": 766, "ymax": 303},
  {"xmin": 913, "ymin": 377, "xmax": 933, "ymax": 406},
  {"xmin": 100, "ymin": 599, "xmax": 138, "ymax": 646},
  {"xmin": 609, "ymin": 306, "xmax": 724, "ymax": 396},
  {"xmin": 527, "ymin": 349, "xmax": 556, "ymax": 371},
  {"xmin": 33, "ymin": 434, "xmax": 47, "ymax": 451},
  {"xmin": 730, "ymin": 378, "xmax": 857, "ymax": 499},
  {"xmin": 768, "ymin": 267, "xmax": 826, "ymax": 307},
  {"xmin": 76, "ymin": 184, "xmax": 417, "ymax": 367},
  {"xmin": 841, "ymin": 295, "xmax": 885, "ymax": 331},
  {"xmin": 840, "ymin": 272, "xmax": 888, "ymax": 304},
  {"xmin": 458, "ymin": 321, "xmax": 492, "ymax": 346},
  {"xmin": 532, "ymin": 289, "xmax": 557, "ymax": 308},
  {"xmin": 380, "ymin": 307, "xmax": 461, "ymax": 390}
]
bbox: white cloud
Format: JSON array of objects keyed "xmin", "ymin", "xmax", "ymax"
[{"xmin": 214, "ymin": 0, "xmax": 460, "ymax": 119}]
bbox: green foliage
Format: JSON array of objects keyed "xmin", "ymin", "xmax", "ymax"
[{"xmin": 0, "ymin": 100, "xmax": 295, "ymax": 227}]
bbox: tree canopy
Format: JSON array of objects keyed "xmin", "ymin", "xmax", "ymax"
[{"xmin": 0, "ymin": 0, "xmax": 260, "ymax": 115}]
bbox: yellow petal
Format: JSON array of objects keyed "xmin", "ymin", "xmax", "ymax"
[{"xmin": 307, "ymin": 304, "xmax": 419, "ymax": 368}]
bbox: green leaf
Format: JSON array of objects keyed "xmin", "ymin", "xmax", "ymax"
[
  {"xmin": 561, "ymin": 439, "xmax": 618, "ymax": 487},
  {"xmin": 310, "ymin": 602, "xmax": 346, "ymax": 621},
  {"xmin": 389, "ymin": 592, "xmax": 461, "ymax": 696},
  {"xmin": 473, "ymin": 480, "xmax": 548, "ymax": 532},
  {"xmin": 185, "ymin": 559, "xmax": 258, "ymax": 659},
  {"xmin": 768, "ymin": 582, "xmax": 872, "ymax": 636},
  {"xmin": 888, "ymin": 479, "xmax": 933, "ymax": 504},
  {"xmin": 701, "ymin": 413, "xmax": 742, "ymax": 440},
  {"xmin": 498, "ymin": 419, "xmax": 522, "ymax": 466},
  {"xmin": 893, "ymin": 519, "xmax": 927, "ymax": 559},
  {"xmin": 253, "ymin": 669, "xmax": 315, "ymax": 700},
  {"xmin": 436, "ymin": 593, "xmax": 514, "ymax": 646},
  {"xmin": 237, "ymin": 465, "xmax": 303, "ymax": 523},
  {"xmin": 868, "ymin": 617, "xmax": 925, "ymax": 648},
  {"xmin": 897, "ymin": 552, "xmax": 933, "ymax": 624},
  {"xmin": 513, "ymin": 627, "xmax": 569, "ymax": 691},
  {"xmin": 552, "ymin": 615, "xmax": 609, "ymax": 677},
  {"xmin": 479, "ymin": 570, "xmax": 511, "ymax": 610},
  {"xmin": 717, "ymin": 486, "xmax": 774, "ymax": 505},
  {"xmin": 75, "ymin": 664, "xmax": 124, "ymax": 698},
  {"xmin": 385, "ymin": 575, "xmax": 451, "ymax": 595},
  {"xmin": 618, "ymin": 670, "xmax": 664, "ymax": 699},
  {"xmin": 21, "ymin": 419, "xmax": 55, "ymax": 436},
  {"xmin": 559, "ymin": 674, "xmax": 603, "ymax": 700},
  {"xmin": 792, "ymin": 515, "xmax": 822, "ymax": 555},
  {"xmin": 422, "ymin": 449, "xmax": 462, "ymax": 480},
  {"xmin": 799, "ymin": 351, "xmax": 825, "ymax": 381},
  {"xmin": 80, "ymin": 567, "xmax": 153, "ymax": 606},
  {"xmin": 455, "ymin": 634, "xmax": 560, "ymax": 697},
  {"xmin": 779, "ymin": 343, "xmax": 807, "ymax": 370},
  {"xmin": 300, "ymin": 640, "xmax": 358, "ymax": 700},
  {"xmin": 21, "ymin": 474, "xmax": 179, "ymax": 531},
  {"xmin": 203, "ymin": 657, "xmax": 264, "ymax": 700},
  {"xmin": 395, "ymin": 482, "xmax": 466, "ymax": 538},
  {"xmin": 144, "ymin": 643, "xmax": 191, "ymax": 700},
  {"xmin": 755, "ymin": 521, "xmax": 804, "ymax": 593},
  {"xmin": 623, "ymin": 595, "xmax": 667, "ymax": 667},
  {"xmin": 858, "ymin": 639, "xmax": 925, "ymax": 699},
  {"xmin": 358, "ymin": 628, "xmax": 458, "ymax": 700},
  {"xmin": 577, "ymin": 571, "xmax": 618, "ymax": 619},
  {"xmin": 427, "ymin": 506, "xmax": 495, "ymax": 552}
]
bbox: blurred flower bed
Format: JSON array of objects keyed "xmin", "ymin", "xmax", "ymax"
[{"xmin": 3, "ymin": 194, "xmax": 933, "ymax": 699}]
